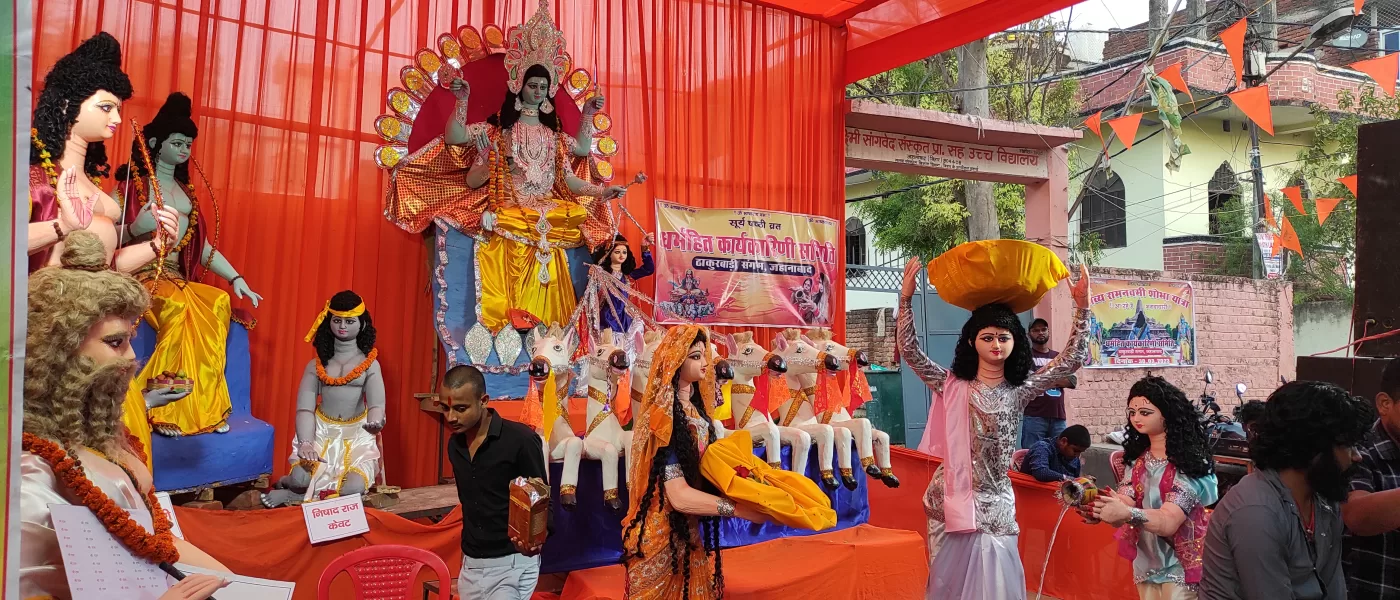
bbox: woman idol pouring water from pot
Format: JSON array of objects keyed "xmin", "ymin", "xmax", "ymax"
[
  {"xmin": 896, "ymin": 240, "xmax": 1090, "ymax": 600},
  {"xmin": 1083, "ymin": 376, "xmax": 1217, "ymax": 600}
]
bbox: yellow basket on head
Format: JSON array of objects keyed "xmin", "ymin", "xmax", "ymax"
[
  {"xmin": 700, "ymin": 430, "xmax": 837, "ymax": 531},
  {"xmin": 926, "ymin": 239, "xmax": 1070, "ymax": 313}
]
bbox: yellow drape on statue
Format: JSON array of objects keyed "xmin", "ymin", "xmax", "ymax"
[
  {"xmin": 476, "ymin": 204, "xmax": 586, "ymax": 332},
  {"xmin": 123, "ymin": 278, "xmax": 234, "ymax": 468}
]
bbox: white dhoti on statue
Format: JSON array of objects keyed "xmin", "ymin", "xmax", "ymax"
[{"xmin": 290, "ymin": 408, "xmax": 381, "ymax": 501}]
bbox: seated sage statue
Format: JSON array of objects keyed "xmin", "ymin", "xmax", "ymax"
[{"xmin": 262, "ymin": 290, "xmax": 385, "ymax": 507}]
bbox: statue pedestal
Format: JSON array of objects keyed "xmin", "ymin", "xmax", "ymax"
[
  {"xmin": 537, "ymin": 443, "xmax": 870, "ymax": 574},
  {"xmin": 134, "ymin": 321, "xmax": 276, "ymax": 492}
]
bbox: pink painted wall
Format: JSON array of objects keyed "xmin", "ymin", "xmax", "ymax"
[{"xmin": 1067, "ymin": 268, "xmax": 1295, "ymax": 438}]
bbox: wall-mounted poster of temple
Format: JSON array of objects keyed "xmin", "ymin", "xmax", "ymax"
[{"xmin": 1084, "ymin": 278, "xmax": 1197, "ymax": 368}]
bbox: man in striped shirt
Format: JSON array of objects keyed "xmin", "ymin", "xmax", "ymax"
[{"xmin": 1344, "ymin": 359, "xmax": 1400, "ymax": 599}]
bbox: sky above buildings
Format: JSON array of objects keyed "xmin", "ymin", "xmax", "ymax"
[{"xmin": 1056, "ymin": 0, "xmax": 1151, "ymax": 30}]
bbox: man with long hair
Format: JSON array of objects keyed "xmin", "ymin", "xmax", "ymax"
[
  {"xmin": 21, "ymin": 231, "xmax": 228, "ymax": 598},
  {"xmin": 1342, "ymin": 359, "xmax": 1400, "ymax": 599},
  {"xmin": 1200, "ymin": 381, "xmax": 1372, "ymax": 600}
]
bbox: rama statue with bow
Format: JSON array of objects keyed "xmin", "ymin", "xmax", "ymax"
[{"xmin": 378, "ymin": 0, "xmax": 626, "ymax": 392}]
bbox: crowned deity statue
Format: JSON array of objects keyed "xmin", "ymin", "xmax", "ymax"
[
  {"xmin": 376, "ymin": 0, "xmax": 627, "ymax": 396},
  {"xmin": 113, "ymin": 93, "xmax": 263, "ymax": 461},
  {"xmin": 263, "ymin": 291, "xmax": 385, "ymax": 507},
  {"xmin": 27, "ymin": 32, "xmax": 180, "ymax": 274}
]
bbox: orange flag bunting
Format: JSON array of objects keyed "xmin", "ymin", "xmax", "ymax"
[
  {"xmin": 1279, "ymin": 216, "xmax": 1303, "ymax": 259},
  {"xmin": 1281, "ymin": 186, "xmax": 1306, "ymax": 214},
  {"xmin": 1339, "ymin": 174, "xmax": 1358, "ymax": 198},
  {"xmin": 1229, "ymin": 86, "xmax": 1274, "ymax": 136},
  {"xmin": 1220, "ymin": 18, "xmax": 1248, "ymax": 87},
  {"xmin": 1158, "ymin": 63, "xmax": 1193, "ymax": 101},
  {"xmin": 1262, "ymin": 193, "xmax": 1278, "ymax": 229},
  {"xmin": 1084, "ymin": 111, "xmax": 1103, "ymax": 137},
  {"xmin": 1357, "ymin": 0, "xmax": 1366, "ymax": 15},
  {"xmin": 1349, "ymin": 54, "xmax": 1398, "ymax": 97},
  {"xmin": 1314, "ymin": 198, "xmax": 1342, "ymax": 225},
  {"xmin": 1107, "ymin": 113, "xmax": 1144, "ymax": 150}
]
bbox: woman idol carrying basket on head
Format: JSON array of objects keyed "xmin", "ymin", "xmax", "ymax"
[{"xmin": 897, "ymin": 240, "xmax": 1092, "ymax": 600}]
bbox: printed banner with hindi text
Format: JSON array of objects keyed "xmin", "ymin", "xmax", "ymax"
[
  {"xmin": 653, "ymin": 201, "xmax": 839, "ymax": 328},
  {"xmin": 1084, "ymin": 278, "xmax": 1197, "ymax": 368}
]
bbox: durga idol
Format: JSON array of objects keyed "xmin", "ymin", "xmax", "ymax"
[{"xmin": 381, "ymin": 0, "xmax": 625, "ymax": 378}]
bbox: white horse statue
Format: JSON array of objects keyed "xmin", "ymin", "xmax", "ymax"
[
  {"xmin": 712, "ymin": 332, "xmax": 813, "ymax": 475},
  {"xmin": 570, "ymin": 329, "xmax": 635, "ymax": 511},
  {"xmin": 803, "ymin": 330, "xmax": 900, "ymax": 488},
  {"xmin": 526, "ymin": 324, "xmax": 585, "ymax": 508},
  {"xmin": 770, "ymin": 329, "xmax": 849, "ymax": 489}
]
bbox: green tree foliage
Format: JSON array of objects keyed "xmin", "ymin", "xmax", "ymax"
[{"xmin": 849, "ymin": 24, "xmax": 1082, "ymax": 263}]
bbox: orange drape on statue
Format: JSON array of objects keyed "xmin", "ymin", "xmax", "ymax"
[{"xmin": 33, "ymin": 0, "xmax": 844, "ymax": 489}]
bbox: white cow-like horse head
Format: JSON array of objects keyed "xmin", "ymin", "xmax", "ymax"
[
  {"xmin": 529, "ymin": 323, "xmax": 578, "ymax": 394},
  {"xmin": 771, "ymin": 328, "xmax": 840, "ymax": 381},
  {"xmin": 722, "ymin": 332, "xmax": 789, "ymax": 382},
  {"xmin": 802, "ymin": 329, "xmax": 872, "ymax": 372},
  {"xmin": 586, "ymin": 329, "xmax": 632, "ymax": 390}
]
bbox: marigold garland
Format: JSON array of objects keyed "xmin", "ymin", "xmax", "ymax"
[
  {"xmin": 316, "ymin": 348, "xmax": 379, "ymax": 386},
  {"xmin": 21, "ymin": 432, "xmax": 179, "ymax": 565},
  {"xmin": 31, "ymin": 129, "xmax": 59, "ymax": 187}
]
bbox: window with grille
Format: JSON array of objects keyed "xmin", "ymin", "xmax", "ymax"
[
  {"xmin": 845, "ymin": 217, "xmax": 868, "ymax": 266},
  {"xmin": 1078, "ymin": 173, "xmax": 1127, "ymax": 248}
]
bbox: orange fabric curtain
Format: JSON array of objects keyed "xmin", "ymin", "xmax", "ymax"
[{"xmin": 31, "ymin": 0, "xmax": 845, "ymax": 489}]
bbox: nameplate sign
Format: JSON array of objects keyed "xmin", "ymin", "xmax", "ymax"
[
  {"xmin": 845, "ymin": 127, "xmax": 1049, "ymax": 182},
  {"xmin": 301, "ymin": 493, "xmax": 370, "ymax": 544},
  {"xmin": 154, "ymin": 492, "xmax": 184, "ymax": 539}
]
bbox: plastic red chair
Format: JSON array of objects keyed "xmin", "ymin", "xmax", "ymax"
[
  {"xmin": 1110, "ymin": 450, "xmax": 1126, "ymax": 484},
  {"xmin": 1011, "ymin": 448, "xmax": 1029, "ymax": 471},
  {"xmin": 316, "ymin": 544, "xmax": 451, "ymax": 600}
]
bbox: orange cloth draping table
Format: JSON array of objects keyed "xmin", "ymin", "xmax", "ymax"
[
  {"xmin": 175, "ymin": 504, "xmax": 468, "ymax": 600},
  {"xmin": 173, "ymin": 445, "xmax": 1133, "ymax": 600},
  {"xmin": 866, "ymin": 447, "xmax": 1137, "ymax": 600},
  {"xmin": 558, "ymin": 525, "xmax": 927, "ymax": 600}
]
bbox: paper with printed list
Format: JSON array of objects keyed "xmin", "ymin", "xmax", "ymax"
[{"xmin": 50, "ymin": 504, "xmax": 296, "ymax": 599}]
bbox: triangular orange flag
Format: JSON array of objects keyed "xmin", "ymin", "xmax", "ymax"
[
  {"xmin": 1107, "ymin": 113, "xmax": 1144, "ymax": 150},
  {"xmin": 1271, "ymin": 235, "xmax": 1281, "ymax": 257},
  {"xmin": 1339, "ymin": 174, "xmax": 1358, "ymax": 198},
  {"xmin": 1279, "ymin": 216, "xmax": 1303, "ymax": 259},
  {"xmin": 1357, "ymin": 0, "xmax": 1366, "ymax": 15},
  {"xmin": 1158, "ymin": 63, "xmax": 1193, "ymax": 101},
  {"xmin": 1314, "ymin": 198, "xmax": 1342, "ymax": 225},
  {"xmin": 1281, "ymin": 186, "xmax": 1306, "ymax": 214},
  {"xmin": 1349, "ymin": 54, "xmax": 1398, "ymax": 97},
  {"xmin": 1220, "ymin": 18, "xmax": 1248, "ymax": 87},
  {"xmin": 1230, "ymin": 85, "xmax": 1274, "ymax": 136},
  {"xmin": 1263, "ymin": 193, "xmax": 1278, "ymax": 229},
  {"xmin": 1084, "ymin": 111, "xmax": 1103, "ymax": 137}
]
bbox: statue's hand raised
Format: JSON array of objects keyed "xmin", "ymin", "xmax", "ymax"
[
  {"xmin": 449, "ymin": 77, "xmax": 470, "ymax": 101},
  {"xmin": 364, "ymin": 406, "xmax": 386, "ymax": 434},
  {"xmin": 901, "ymin": 257, "xmax": 923, "ymax": 299},
  {"xmin": 231, "ymin": 276, "xmax": 262, "ymax": 308},
  {"xmin": 583, "ymin": 94, "xmax": 605, "ymax": 116},
  {"xmin": 58, "ymin": 166, "xmax": 97, "ymax": 231},
  {"xmin": 1070, "ymin": 263, "xmax": 1091, "ymax": 309},
  {"xmin": 145, "ymin": 204, "xmax": 181, "ymax": 250}
]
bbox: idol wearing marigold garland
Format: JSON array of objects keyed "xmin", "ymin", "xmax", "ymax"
[
  {"xmin": 117, "ymin": 92, "xmax": 263, "ymax": 452},
  {"xmin": 622, "ymin": 325, "xmax": 768, "ymax": 599},
  {"xmin": 380, "ymin": 0, "xmax": 626, "ymax": 380},
  {"xmin": 21, "ymin": 231, "xmax": 229, "ymax": 600},
  {"xmin": 263, "ymin": 291, "xmax": 386, "ymax": 507},
  {"xmin": 27, "ymin": 32, "xmax": 179, "ymax": 274}
]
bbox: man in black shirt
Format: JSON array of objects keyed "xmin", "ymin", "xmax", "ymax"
[{"xmin": 443, "ymin": 365, "xmax": 551, "ymax": 599}]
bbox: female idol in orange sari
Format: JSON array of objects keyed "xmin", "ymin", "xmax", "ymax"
[{"xmin": 622, "ymin": 325, "xmax": 767, "ymax": 599}]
